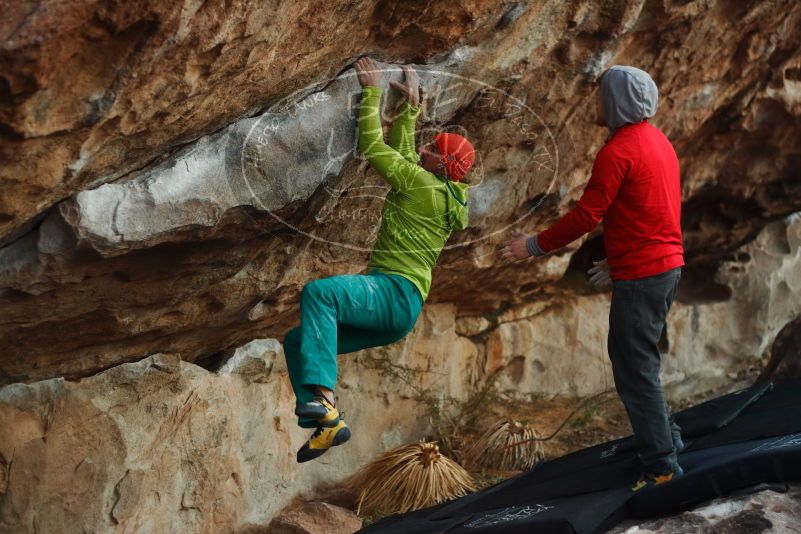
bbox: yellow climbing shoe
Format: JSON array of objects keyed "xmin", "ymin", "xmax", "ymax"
[
  {"xmin": 631, "ymin": 466, "xmax": 684, "ymax": 492},
  {"xmin": 296, "ymin": 420, "xmax": 352, "ymax": 463},
  {"xmin": 295, "ymin": 394, "xmax": 340, "ymax": 426}
]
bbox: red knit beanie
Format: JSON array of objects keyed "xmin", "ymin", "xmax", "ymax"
[{"xmin": 435, "ymin": 132, "xmax": 475, "ymax": 182}]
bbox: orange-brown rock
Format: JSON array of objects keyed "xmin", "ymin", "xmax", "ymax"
[
  {"xmin": 267, "ymin": 502, "xmax": 362, "ymax": 534},
  {"xmin": 0, "ymin": 0, "xmax": 497, "ymax": 246},
  {"xmin": 2, "ymin": 1, "xmax": 799, "ymax": 384},
  {"xmin": 0, "ymin": 215, "xmax": 799, "ymax": 532},
  {"xmin": 2, "ymin": 2, "xmax": 801, "ymax": 531}
]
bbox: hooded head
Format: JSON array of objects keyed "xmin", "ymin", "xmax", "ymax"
[{"xmin": 599, "ymin": 65, "xmax": 659, "ymax": 131}]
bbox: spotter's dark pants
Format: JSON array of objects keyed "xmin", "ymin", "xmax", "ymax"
[{"xmin": 609, "ymin": 267, "xmax": 683, "ymax": 475}]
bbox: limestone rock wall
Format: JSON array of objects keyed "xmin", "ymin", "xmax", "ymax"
[
  {"xmin": 1, "ymin": 0, "xmax": 800, "ymax": 383},
  {"xmin": 1, "ymin": 215, "xmax": 800, "ymax": 532},
  {"xmin": 463, "ymin": 214, "xmax": 801, "ymax": 398},
  {"xmin": 1, "ymin": 1, "xmax": 801, "ymax": 531},
  {"xmin": 0, "ymin": 318, "xmax": 472, "ymax": 533}
]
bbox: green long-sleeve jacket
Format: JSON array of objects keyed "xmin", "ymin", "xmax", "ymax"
[{"xmin": 358, "ymin": 85, "xmax": 469, "ymax": 301}]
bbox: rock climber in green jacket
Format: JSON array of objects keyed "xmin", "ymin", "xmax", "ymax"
[{"xmin": 283, "ymin": 57, "xmax": 476, "ymax": 463}]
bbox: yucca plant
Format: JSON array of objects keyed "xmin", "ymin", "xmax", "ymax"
[
  {"xmin": 352, "ymin": 441, "xmax": 476, "ymax": 516},
  {"xmin": 463, "ymin": 419, "xmax": 545, "ymax": 471}
]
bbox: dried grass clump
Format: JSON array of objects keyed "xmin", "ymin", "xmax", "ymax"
[
  {"xmin": 352, "ymin": 441, "xmax": 476, "ymax": 516},
  {"xmin": 463, "ymin": 419, "xmax": 545, "ymax": 471}
]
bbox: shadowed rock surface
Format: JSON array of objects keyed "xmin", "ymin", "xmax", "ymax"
[
  {"xmin": 1, "ymin": 0, "xmax": 800, "ymax": 532},
  {"xmin": 1, "ymin": 0, "xmax": 800, "ymax": 383}
]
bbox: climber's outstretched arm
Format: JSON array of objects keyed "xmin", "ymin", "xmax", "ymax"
[
  {"xmin": 387, "ymin": 66, "xmax": 421, "ymax": 164},
  {"xmin": 354, "ymin": 57, "xmax": 431, "ymax": 192}
]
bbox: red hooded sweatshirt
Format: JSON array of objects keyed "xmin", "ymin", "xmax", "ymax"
[{"xmin": 537, "ymin": 120, "xmax": 684, "ymax": 280}]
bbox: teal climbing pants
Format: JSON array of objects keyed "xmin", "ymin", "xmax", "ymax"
[{"xmin": 283, "ymin": 270, "xmax": 423, "ymax": 428}]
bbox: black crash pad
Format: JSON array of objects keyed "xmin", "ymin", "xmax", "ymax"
[{"xmin": 359, "ymin": 380, "xmax": 801, "ymax": 534}]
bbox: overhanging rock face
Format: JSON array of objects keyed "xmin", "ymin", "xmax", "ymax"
[
  {"xmin": 1, "ymin": 1, "xmax": 800, "ymax": 383},
  {"xmin": 58, "ymin": 61, "xmax": 484, "ymax": 255},
  {"xmin": 2, "ymin": 2, "xmax": 801, "ymax": 531},
  {"xmin": 0, "ymin": 0, "xmax": 506, "ymax": 246}
]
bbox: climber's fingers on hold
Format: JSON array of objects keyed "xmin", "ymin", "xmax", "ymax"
[
  {"xmin": 389, "ymin": 80, "xmax": 408, "ymax": 95},
  {"xmin": 401, "ymin": 65, "xmax": 419, "ymax": 85}
]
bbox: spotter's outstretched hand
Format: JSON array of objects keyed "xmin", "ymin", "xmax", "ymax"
[{"xmin": 499, "ymin": 230, "xmax": 531, "ymax": 263}]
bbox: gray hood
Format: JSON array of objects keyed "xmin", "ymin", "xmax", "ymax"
[{"xmin": 600, "ymin": 65, "xmax": 658, "ymax": 131}]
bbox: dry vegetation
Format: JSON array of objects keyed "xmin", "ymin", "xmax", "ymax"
[{"xmin": 344, "ymin": 349, "xmax": 755, "ymax": 526}]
